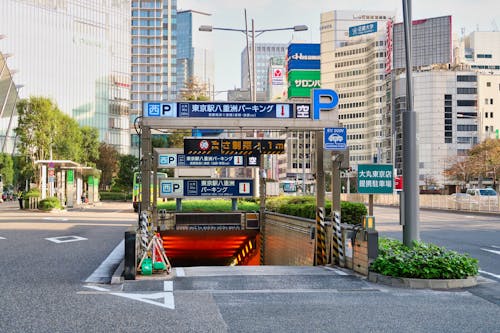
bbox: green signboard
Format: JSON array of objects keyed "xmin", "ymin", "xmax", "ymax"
[
  {"xmin": 67, "ymin": 170, "xmax": 74, "ymax": 184},
  {"xmin": 88, "ymin": 176, "xmax": 94, "ymax": 185},
  {"xmin": 287, "ymin": 70, "xmax": 321, "ymax": 98},
  {"xmin": 357, "ymin": 164, "xmax": 394, "ymax": 194}
]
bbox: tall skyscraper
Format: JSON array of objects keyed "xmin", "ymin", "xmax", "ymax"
[
  {"xmin": 130, "ymin": 0, "xmax": 177, "ymax": 152},
  {"xmin": 176, "ymin": 10, "xmax": 214, "ymax": 99},
  {"xmin": 241, "ymin": 43, "xmax": 288, "ymax": 96},
  {"xmin": 0, "ymin": 0, "xmax": 131, "ymax": 154}
]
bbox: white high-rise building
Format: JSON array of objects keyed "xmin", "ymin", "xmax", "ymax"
[
  {"xmin": 321, "ymin": 10, "xmax": 395, "ymax": 166},
  {"xmin": 460, "ymin": 31, "xmax": 500, "ymax": 73}
]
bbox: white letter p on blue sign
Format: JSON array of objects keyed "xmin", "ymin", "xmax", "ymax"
[{"xmin": 313, "ymin": 89, "xmax": 339, "ymax": 120}]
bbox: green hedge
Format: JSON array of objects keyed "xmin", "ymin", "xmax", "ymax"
[
  {"xmin": 157, "ymin": 199, "xmax": 259, "ymax": 212},
  {"xmin": 100, "ymin": 191, "xmax": 131, "ymax": 201},
  {"xmin": 266, "ymin": 195, "xmax": 366, "ymax": 224},
  {"xmin": 370, "ymin": 238, "xmax": 479, "ymax": 279},
  {"xmin": 38, "ymin": 196, "xmax": 62, "ymax": 211}
]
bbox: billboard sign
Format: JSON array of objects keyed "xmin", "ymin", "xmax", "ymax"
[
  {"xmin": 287, "ymin": 70, "xmax": 321, "ymax": 98},
  {"xmin": 184, "ymin": 138, "xmax": 285, "ymax": 155},
  {"xmin": 144, "ymin": 101, "xmax": 297, "ymax": 119},
  {"xmin": 159, "ymin": 179, "xmax": 254, "ymax": 198},
  {"xmin": 357, "ymin": 164, "xmax": 394, "ymax": 194},
  {"xmin": 287, "ymin": 43, "xmax": 321, "ymax": 71},
  {"xmin": 349, "ymin": 22, "xmax": 378, "ymax": 37},
  {"xmin": 158, "ymin": 153, "xmax": 260, "ymax": 168}
]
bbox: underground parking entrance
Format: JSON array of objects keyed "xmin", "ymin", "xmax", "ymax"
[{"xmin": 160, "ymin": 212, "xmax": 261, "ymax": 267}]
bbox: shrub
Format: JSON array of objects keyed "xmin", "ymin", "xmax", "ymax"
[
  {"xmin": 265, "ymin": 195, "xmax": 366, "ymax": 223},
  {"xmin": 157, "ymin": 199, "xmax": 259, "ymax": 212},
  {"xmin": 370, "ymin": 238, "xmax": 479, "ymax": 279},
  {"xmin": 38, "ymin": 197, "xmax": 62, "ymax": 211},
  {"xmin": 25, "ymin": 189, "xmax": 40, "ymax": 198}
]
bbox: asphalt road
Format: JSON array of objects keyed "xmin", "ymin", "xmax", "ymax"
[{"xmin": 0, "ymin": 201, "xmax": 499, "ymax": 333}]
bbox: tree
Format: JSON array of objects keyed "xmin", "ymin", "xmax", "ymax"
[
  {"xmin": 80, "ymin": 126, "xmax": 100, "ymax": 167},
  {"xmin": 114, "ymin": 154, "xmax": 139, "ymax": 191},
  {"xmin": 52, "ymin": 113, "xmax": 83, "ymax": 162},
  {"xmin": 167, "ymin": 130, "xmax": 191, "ymax": 148},
  {"xmin": 15, "ymin": 97, "xmax": 61, "ymax": 182},
  {"xmin": 0, "ymin": 153, "xmax": 14, "ymax": 188},
  {"xmin": 96, "ymin": 143, "xmax": 119, "ymax": 190},
  {"xmin": 179, "ymin": 77, "xmax": 210, "ymax": 101}
]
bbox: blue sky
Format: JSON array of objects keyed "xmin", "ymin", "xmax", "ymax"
[{"xmin": 178, "ymin": 0, "xmax": 500, "ymax": 96}]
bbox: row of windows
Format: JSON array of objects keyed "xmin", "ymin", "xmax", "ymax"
[
  {"xmin": 344, "ymin": 123, "xmax": 366, "ymax": 130},
  {"xmin": 339, "ymin": 91, "xmax": 365, "ymax": 99},
  {"xmin": 132, "ymin": 10, "xmax": 162, "ymax": 18},
  {"xmin": 477, "ymin": 54, "xmax": 492, "ymax": 58},
  {"xmin": 335, "ymin": 79, "xmax": 367, "ymax": 89},
  {"xmin": 335, "ymin": 69, "xmax": 366, "ymax": 79},
  {"xmin": 457, "ymin": 125, "xmax": 478, "ymax": 131},
  {"xmin": 132, "ymin": 19, "xmax": 163, "ymax": 27},
  {"xmin": 132, "ymin": 29, "xmax": 163, "ymax": 36},
  {"xmin": 457, "ymin": 87, "xmax": 476, "ymax": 94},
  {"xmin": 347, "ymin": 134, "xmax": 366, "ymax": 140},
  {"xmin": 132, "ymin": 1, "xmax": 162, "ymax": 9},
  {"xmin": 457, "ymin": 75, "xmax": 477, "ymax": 82},
  {"xmin": 485, "ymin": 112, "xmax": 494, "ymax": 118},
  {"xmin": 339, "ymin": 112, "xmax": 366, "ymax": 120},
  {"xmin": 335, "ymin": 58, "xmax": 365, "ymax": 68},
  {"xmin": 335, "ymin": 47, "xmax": 368, "ymax": 58},
  {"xmin": 457, "ymin": 100, "xmax": 477, "ymax": 107},
  {"xmin": 485, "ymin": 98, "xmax": 494, "ymax": 105},
  {"xmin": 132, "ymin": 45, "xmax": 177, "ymax": 54},
  {"xmin": 339, "ymin": 101, "xmax": 366, "ymax": 109},
  {"xmin": 471, "ymin": 65, "xmax": 500, "ymax": 70}
]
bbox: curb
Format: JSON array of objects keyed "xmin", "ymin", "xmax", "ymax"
[{"xmin": 368, "ymin": 272, "xmax": 478, "ymax": 289}]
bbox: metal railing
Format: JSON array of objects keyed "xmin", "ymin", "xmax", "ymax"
[{"xmin": 341, "ymin": 193, "xmax": 500, "ymax": 213}]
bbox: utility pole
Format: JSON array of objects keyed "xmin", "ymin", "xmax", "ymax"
[{"xmin": 401, "ymin": 0, "xmax": 420, "ymax": 246}]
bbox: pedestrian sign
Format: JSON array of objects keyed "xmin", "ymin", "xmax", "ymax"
[
  {"xmin": 357, "ymin": 164, "xmax": 393, "ymax": 194},
  {"xmin": 324, "ymin": 127, "xmax": 347, "ymax": 150}
]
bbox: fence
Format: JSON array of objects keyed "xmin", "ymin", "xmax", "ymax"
[{"xmin": 341, "ymin": 193, "xmax": 500, "ymax": 213}]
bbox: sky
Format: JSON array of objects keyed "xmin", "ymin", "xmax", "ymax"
[{"xmin": 178, "ymin": 0, "xmax": 500, "ymax": 97}]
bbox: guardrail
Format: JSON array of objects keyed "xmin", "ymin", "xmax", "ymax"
[{"xmin": 341, "ymin": 193, "xmax": 500, "ymax": 213}]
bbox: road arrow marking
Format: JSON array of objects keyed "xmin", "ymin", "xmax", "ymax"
[{"xmin": 83, "ymin": 285, "xmax": 175, "ymax": 309}]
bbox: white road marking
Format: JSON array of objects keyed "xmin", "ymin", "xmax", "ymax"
[
  {"xmin": 83, "ymin": 285, "xmax": 175, "ymax": 309},
  {"xmin": 479, "ymin": 270, "xmax": 500, "ymax": 279},
  {"xmin": 46, "ymin": 235, "xmax": 87, "ymax": 243},
  {"xmin": 43, "ymin": 217, "xmax": 69, "ymax": 221},
  {"xmin": 492, "ymin": 245, "xmax": 500, "ymax": 249},
  {"xmin": 0, "ymin": 236, "xmax": 5, "ymax": 240},
  {"xmin": 480, "ymin": 248, "xmax": 500, "ymax": 256},
  {"xmin": 323, "ymin": 266, "xmax": 349, "ymax": 275},
  {"xmin": 164, "ymin": 281, "xmax": 173, "ymax": 291},
  {"xmin": 176, "ymin": 268, "xmax": 186, "ymax": 277},
  {"xmin": 85, "ymin": 240, "xmax": 124, "ymax": 283}
]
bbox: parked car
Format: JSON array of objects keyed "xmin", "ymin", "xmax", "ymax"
[
  {"xmin": 449, "ymin": 192, "xmax": 476, "ymax": 203},
  {"xmin": 466, "ymin": 188, "xmax": 498, "ymax": 203}
]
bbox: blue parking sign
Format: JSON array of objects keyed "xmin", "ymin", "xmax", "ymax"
[{"xmin": 324, "ymin": 127, "xmax": 346, "ymax": 150}]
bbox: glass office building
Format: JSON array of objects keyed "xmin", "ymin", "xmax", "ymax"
[
  {"xmin": 0, "ymin": 50, "xmax": 20, "ymax": 154},
  {"xmin": 0, "ymin": 0, "xmax": 131, "ymax": 154},
  {"xmin": 130, "ymin": 0, "xmax": 177, "ymax": 153}
]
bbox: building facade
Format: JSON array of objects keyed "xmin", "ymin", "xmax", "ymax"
[
  {"xmin": 321, "ymin": 10, "xmax": 395, "ymax": 168},
  {"xmin": 130, "ymin": 0, "xmax": 177, "ymax": 153},
  {"xmin": 0, "ymin": 50, "xmax": 20, "ymax": 154},
  {"xmin": 0, "ymin": 0, "xmax": 131, "ymax": 154},
  {"xmin": 176, "ymin": 10, "xmax": 214, "ymax": 99},
  {"xmin": 241, "ymin": 43, "xmax": 288, "ymax": 96}
]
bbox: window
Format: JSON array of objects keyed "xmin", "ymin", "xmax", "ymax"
[
  {"xmin": 457, "ymin": 100, "xmax": 477, "ymax": 107},
  {"xmin": 457, "ymin": 75, "xmax": 477, "ymax": 82},
  {"xmin": 487, "ymin": 82, "xmax": 491, "ymax": 87}
]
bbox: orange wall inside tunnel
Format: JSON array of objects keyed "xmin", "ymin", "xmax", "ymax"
[{"xmin": 161, "ymin": 230, "xmax": 260, "ymax": 267}]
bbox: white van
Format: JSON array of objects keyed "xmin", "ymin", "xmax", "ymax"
[{"xmin": 466, "ymin": 188, "xmax": 497, "ymax": 202}]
